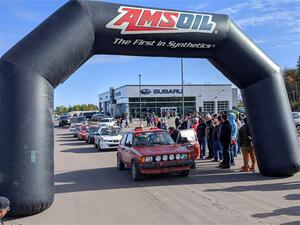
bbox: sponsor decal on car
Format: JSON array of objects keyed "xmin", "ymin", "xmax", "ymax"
[{"xmin": 106, "ymin": 6, "xmax": 216, "ymax": 34}]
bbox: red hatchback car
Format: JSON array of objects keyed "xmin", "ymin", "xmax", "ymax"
[{"xmin": 117, "ymin": 128, "xmax": 193, "ymax": 181}]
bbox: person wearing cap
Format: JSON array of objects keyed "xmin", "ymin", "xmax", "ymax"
[{"xmin": 0, "ymin": 197, "xmax": 10, "ymax": 225}]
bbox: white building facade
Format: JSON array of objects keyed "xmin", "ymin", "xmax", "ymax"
[{"xmin": 99, "ymin": 84, "xmax": 238, "ymax": 117}]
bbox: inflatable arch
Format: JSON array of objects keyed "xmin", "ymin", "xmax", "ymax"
[{"xmin": 0, "ymin": 0, "xmax": 299, "ymax": 216}]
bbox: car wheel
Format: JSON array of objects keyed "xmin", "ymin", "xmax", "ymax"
[
  {"xmin": 117, "ymin": 154, "xmax": 125, "ymax": 170},
  {"xmin": 297, "ymin": 125, "xmax": 300, "ymax": 136},
  {"xmin": 131, "ymin": 161, "xmax": 142, "ymax": 181},
  {"xmin": 88, "ymin": 137, "xmax": 91, "ymax": 144},
  {"xmin": 179, "ymin": 170, "xmax": 190, "ymax": 177}
]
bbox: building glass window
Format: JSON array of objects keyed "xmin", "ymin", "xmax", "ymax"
[
  {"xmin": 203, "ymin": 101, "xmax": 215, "ymax": 114},
  {"xmin": 128, "ymin": 97, "xmax": 196, "ymax": 118},
  {"xmin": 217, "ymin": 101, "xmax": 229, "ymax": 113}
]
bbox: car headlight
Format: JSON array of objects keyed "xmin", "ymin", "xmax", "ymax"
[
  {"xmin": 181, "ymin": 154, "xmax": 188, "ymax": 159},
  {"xmin": 162, "ymin": 155, "xmax": 168, "ymax": 161},
  {"xmin": 169, "ymin": 154, "xmax": 175, "ymax": 161},
  {"xmin": 155, "ymin": 155, "xmax": 162, "ymax": 162},
  {"xmin": 175, "ymin": 154, "xmax": 181, "ymax": 160},
  {"xmin": 145, "ymin": 156, "xmax": 153, "ymax": 163}
]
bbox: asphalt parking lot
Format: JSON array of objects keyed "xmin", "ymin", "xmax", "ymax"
[{"xmin": 6, "ymin": 123, "xmax": 300, "ymax": 225}]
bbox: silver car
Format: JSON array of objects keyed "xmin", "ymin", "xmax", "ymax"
[{"xmin": 292, "ymin": 112, "xmax": 300, "ymax": 135}]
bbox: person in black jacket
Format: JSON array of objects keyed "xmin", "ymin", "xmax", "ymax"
[
  {"xmin": 219, "ymin": 114, "xmax": 232, "ymax": 168},
  {"xmin": 168, "ymin": 127, "xmax": 179, "ymax": 142},
  {"xmin": 197, "ymin": 118, "xmax": 207, "ymax": 159},
  {"xmin": 205, "ymin": 114, "xmax": 214, "ymax": 159}
]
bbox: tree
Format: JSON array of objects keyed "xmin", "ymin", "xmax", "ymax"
[{"xmin": 54, "ymin": 104, "xmax": 98, "ymax": 114}]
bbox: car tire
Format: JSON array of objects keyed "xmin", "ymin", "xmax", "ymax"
[
  {"xmin": 131, "ymin": 161, "xmax": 142, "ymax": 181},
  {"xmin": 88, "ymin": 137, "xmax": 91, "ymax": 144},
  {"xmin": 297, "ymin": 125, "xmax": 300, "ymax": 136},
  {"xmin": 179, "ymin": 170, "xmax": 190, "ymax": 177},
  {"xmin": 98, "ymin": 142, "xmax": 102, "ymax": 151},
  {"xmin": 117, "ymin": 154, "xmax": 125, "ymax": 170}
]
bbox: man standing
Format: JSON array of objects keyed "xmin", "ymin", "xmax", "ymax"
[
  {"xmin": 228, "ymin": 113, "xmax": 238, "ymax": 165},
  {"xmin": 238, "ymin": 118, "xmax": 257, "ymax": 172},
  {"xmin": 205, "ymin": 114, "xmax": 214, "ymax": 159},
  {"xmin": 197, "ymin": 117, "xmax": 207, "ymax": 159},
  {"xmin": 0, "ymin": 197, "xmax": 10, "ymax": 225},
  {"xmin": 219, "ymin": 114, "xmax": 232, "ymax": 168},
  {"xmin": 168, "ymin": 127, "xmax": 179, "ymax": 142}
]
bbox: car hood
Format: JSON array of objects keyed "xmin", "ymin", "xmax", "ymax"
[
  {"xmin": 133, "ymin": 145, "xmax": 189, "ymax": 156},
  {"xmin": 100, "ymin": 135, "xmax": 122, "ymax": 140}
]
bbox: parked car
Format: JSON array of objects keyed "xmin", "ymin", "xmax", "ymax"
[
  {"xmin": 117, "ymin": 128, "xmax": 193, "ymax": 181},
  {"xmin": 86, "ymin": 125, "xmax": 100, "ymax": 144},
  {"xmin": 99, "ymin": 117, "xmax": 115, "ymax": 127},
  {"xmin": 79, "ymin": 111, "xmax": 98, "ymax": 120},
  {"xmin": 292, "ymin": 112, "xmax": 300, "ymax": 135},
  {"xmin": 176, "ymin": 129, "xmax": 201, "ymax": 168},
  {"xmin": 77, "ymin": 125, "xmax": 88, "ymax": 141},
  {"xmin": 90, "ymin": 113, "xmax": 106, "ymax": 122},
  {"xmin": 59, "ymin": 115, "xmax": 71, "ymax": 127},
  {"xmin": 95, "ymin": 126, "xmax": 123, "ymax": 151}
]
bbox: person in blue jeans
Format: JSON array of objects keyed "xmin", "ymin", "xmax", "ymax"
[
  {"xmin": 228, "ymin": 113, "xmax": 238, "ymax": 166},
  {"xmin": 197, "ymin": 117, "xmax": 207, "ymax": 159},
  {"xmin": 212, "ymin": 116, "xmax": 222, "ymax": 161}
]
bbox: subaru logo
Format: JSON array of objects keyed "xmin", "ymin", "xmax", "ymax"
[{"xmin": 141, "ymin": 89, "xmax": 151, "ymax": 95}]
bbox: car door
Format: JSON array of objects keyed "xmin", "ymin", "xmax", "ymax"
[
  {"xmin": 118, "ymin": 133, "xmax": 127, "ymax": 162},
  {"xmin": 123, "ymin": 133, "xmax": 133, "ymax": 165}
]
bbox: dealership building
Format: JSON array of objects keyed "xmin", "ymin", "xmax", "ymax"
[{"xmin": 99, "ymin": 84, "xmax": 238, "ymax": 117}]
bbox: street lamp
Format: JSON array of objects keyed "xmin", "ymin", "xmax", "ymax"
[
  {"xmin": 138, "ymin": 74, "xmax": 142, "ymax": 126},
  {"xmin": 181, "ymin": 58, "xmax": 184, "ymax": 117}
]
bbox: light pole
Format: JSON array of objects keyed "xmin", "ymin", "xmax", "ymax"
[
  {"xmin": 138, "ymin": 74, "xmax": 142, "ymax": 126},
  {"xmin": 181, "ymin": 58, "xmax": 184, "ymax": 117}
]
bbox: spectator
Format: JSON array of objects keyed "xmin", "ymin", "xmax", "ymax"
[
  {"xmin": 160, "ymin": 118, "xmax": 168, "ymax": 130},
  {"xmin": 175, "ymin": 116, "xmax": 181, "ymax": 128},
  {"xmin": 153, "ymin": 116, "xmax": 159, "ymax": 127},
  {"xmin": 212, "ymin": 116, "xmax": 222, "ymax": 162},
  {"xmin": 205, "ymin": 114, "xmax": 214, "ymax": 159},
  {"xmin": 129, "ymin": 114, "xmax": 133, "ymax": 124},
  {"xmin": 197, "ymin": 117, "xmax": 207, "ymax": 159},
  {"xmin": 228, "ymin": 113, "xmax": 238, "ymax": 166},
  {"xmin": 0, "ymin": 197, "xmax": 10, "ymax": 225},
  {"xmin": 238, "ymin": 118, "xmax": 257, "ymax": 172},
  {"xmin": 219, "ymin": 114, "xmax": 232, "ymax": 169},
  {"xmin": 168, "ymin": 127, "xmax": 179, "ymax": 142}
]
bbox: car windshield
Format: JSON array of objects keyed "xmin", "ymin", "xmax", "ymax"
[
  {"xmin": 101, "ymin": 127, "xmax": 122, "ymax": 135},
  {"xmin": 61, "ymin": 116, "xmax": 69, "ymax": 120},
  {"xmin": 101, "ymin": 119, "xmax": 109, "ymax": 123},
  {"xmin": 134, "ymin": 131, "xmax": 175, "ymax": 146},
  {"xmin": 292, "ymin": 113, "xmax": 300, "ymax": 119},
  {"xmin": 89, "ymin": 127, "xmax": 99, "ymax": 134},
  {"xmin": 77, "ymin": 116, "xmax": 86, "ymax": 123}
]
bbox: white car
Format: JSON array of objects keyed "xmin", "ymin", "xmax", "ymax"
[
  {"xmin": 98, "ymin": 117, "xmax": 115, "ymax": 127},
  {"xmin": 95, "ymin": 126, "xmax": 123, "ymax": 151}
]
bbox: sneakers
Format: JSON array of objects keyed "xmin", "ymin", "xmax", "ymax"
[{"xmin": 239, "ymin": 167, "xmax": 250, "ymax": 172}]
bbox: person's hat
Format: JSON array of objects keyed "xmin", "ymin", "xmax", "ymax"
[{"xmin": 0, "ymin": 197, "xmax": 10, "ymax": 209}]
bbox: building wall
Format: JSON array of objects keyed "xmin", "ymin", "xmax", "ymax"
[{"xmin": 99, "ymin": 84, "xmax": 238, "ymax": 116}]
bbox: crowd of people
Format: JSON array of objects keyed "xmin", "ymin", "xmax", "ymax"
[
  {"xmin": 148, "ymin": 111, "xmax": 257, "ymax": 172},
  {"xmin": 174, "ymin": 111, "xmax": 257, "ymax": 172}
]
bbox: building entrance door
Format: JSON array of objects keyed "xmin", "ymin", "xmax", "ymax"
[{"xmin": 160, "ymin": 107, "xmax": 177, "ymax": 118}]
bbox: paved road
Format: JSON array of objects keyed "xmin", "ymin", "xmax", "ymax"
[{"xmin": 6, "ymin": 124, "xmax": 300, "ymax": 225}]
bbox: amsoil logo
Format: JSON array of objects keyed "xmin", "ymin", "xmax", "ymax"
[{"xmin": 106, "ymin": 6, "xmax": 216, "ymax": 34}]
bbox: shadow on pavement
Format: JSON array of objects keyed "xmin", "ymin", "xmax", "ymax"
[
  {"xmin": 252, "ymin": 206, "xmax": 300, "ymax": 218},
  {"xmin": 284, "ymin": 194, "xmax": 300, "ymax": 201},
  {"xmin": 55, "ymin": 166, "xmax": 289, "ymax": 194},
  {"xmin": 204, "ymin": 181, "xmax": 300, "ymax": 192},
  {"xmin": 280, "ymin": 221, "xmax": 300, "ymax": 225},
  {"xmin": 61, "ymin": 147, "xmax": 106, "ymax": 154}
]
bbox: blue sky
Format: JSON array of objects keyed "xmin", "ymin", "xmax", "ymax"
[{"xmin": 1, "ymin": 0, "xmax": 299, "ymax": 107}]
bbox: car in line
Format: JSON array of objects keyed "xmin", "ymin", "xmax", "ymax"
[
  {"xmin": 59, "ymin": 115, "xmax": 71, "ymax": 127},
  {"xmin": 90, "ymin": 113, "xmax": 106, "ymax": 122},
  {"xmin": 94, "ymin": 126, "xmax": 123, "ymax": 151},
  {"xmin": 70, "ymin": 116, "xmax": 87, "ymax": 135},
  {"xmin": 86, "ymin": 125, "xmax": 100, "ymax": 144},
  {"xmin": 98, "ymin": 117, "xmax": 116, "ymax": 127},
  {"xmin": 117, "ymin": 128, "xmax": 193, "ymax": 181},
  {"xmin": 79, "ymin": 111, "xmax": 98, "ymax": 120},
  {"xmin": 292, "ymin": 112, "xmax": 300, "ymax": 135},
  {"xmin": 77, "ymin": 125, "xmax": 88, "ymax": 141}
]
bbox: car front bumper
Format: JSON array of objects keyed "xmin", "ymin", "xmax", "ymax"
[
  {"xmin": 100, "ymin": 142, "xmax": 119, "ymax": 149},
  {"xmin": 139, "ymin": 159, "xmax": 193, "ymax": 174}
]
